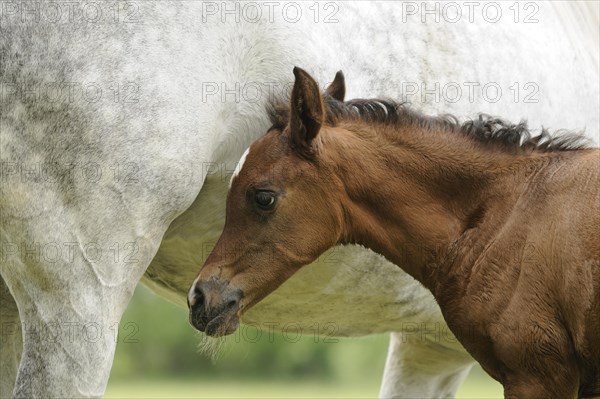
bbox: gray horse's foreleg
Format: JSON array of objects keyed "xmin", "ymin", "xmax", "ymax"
[
  {"xmin": 379, "ymin": 332, "xmax": 474, "ymax": 399},
  {"xmin": 2, "ymin": 265, "xmax": 123, "ymax": 397},
  {"xmin": 0, "ymin": 215, "xmax": 167, "ymax": 398},
  {"xmin": 0, "ymin": 276, "xmax": 22, "ymax": 399}
]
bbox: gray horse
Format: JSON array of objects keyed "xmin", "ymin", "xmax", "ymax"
[{"xmin": 1, "ymin": 1, "xmax": 598, "ymax": 398}]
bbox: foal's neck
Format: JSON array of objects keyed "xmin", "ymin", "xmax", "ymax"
[{"xmin": 322, "ymin": 121, "xmax": 557, "ymax": 287}]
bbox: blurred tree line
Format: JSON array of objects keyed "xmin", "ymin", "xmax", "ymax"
[{"xmin": 110, "ymin": 285, "xmax": 389, "ymax": 384}]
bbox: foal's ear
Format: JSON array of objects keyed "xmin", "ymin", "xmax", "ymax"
[
  {"xmin": 289, "ymin": 67, "xmax": 325, "ymax": 157},
  {"xmin": 326, "ymin": 71, "xmax": 345, "ymax": 102}
]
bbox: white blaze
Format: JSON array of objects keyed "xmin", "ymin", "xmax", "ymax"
[
  {"xmin": 188, "ymin": 276, "xmax": 200, "ymax": 307},
  {"xmin": 229, "ymin": 147, "xmax": 251, "ymax": 189}
]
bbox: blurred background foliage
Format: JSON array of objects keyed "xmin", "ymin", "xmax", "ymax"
[{"xmin": 106, "ymin": 284, "xmax": 502, "ymax": 398}]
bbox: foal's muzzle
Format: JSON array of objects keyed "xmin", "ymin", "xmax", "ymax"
[{"xmin": 188, "ymin": 277, "xmax": 243, "ymax": 336}]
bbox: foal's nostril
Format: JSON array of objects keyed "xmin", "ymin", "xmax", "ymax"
[
  {"xmin": 224, "ymin": 288, "xmax": 243, "ymax": 310},
  {"xmin": 189, "ymin": 284, "xmax": 205, "ymax": 309},
  {"xmin": 226, "ymin": 299, "xmax": 237, "ymax": 309}
]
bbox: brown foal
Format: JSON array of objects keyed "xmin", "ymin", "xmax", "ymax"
[{"xmin": 188, "ymin": 68, "xmax": 600, "ymax": 398}]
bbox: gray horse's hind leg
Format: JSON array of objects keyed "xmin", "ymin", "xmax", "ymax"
[
  {"xmin": 0, "ymin": 276, "xmax": 22, "ymax": 399},
  {"xmin": 379, "ymin": 332, "xmax": 474, "ymax": 399}
]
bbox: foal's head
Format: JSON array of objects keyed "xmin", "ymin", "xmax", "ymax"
[{"xmin": 188, "ymin": 68, "xmax": 350, "ymax": 335}]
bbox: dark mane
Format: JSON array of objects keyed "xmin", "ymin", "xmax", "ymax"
[{"xmin": 268, "ymin": 95, "xmax": 591, "ymax": 152}]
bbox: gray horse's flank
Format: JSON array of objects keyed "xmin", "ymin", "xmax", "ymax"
[{"xmin": 1, "ymin": 1, "xmax": 598, "ymax": 398}]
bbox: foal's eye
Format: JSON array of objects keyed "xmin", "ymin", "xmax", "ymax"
[{"xmin": 254, "ymin": 191, "xmax": 277, "ymax": 210}]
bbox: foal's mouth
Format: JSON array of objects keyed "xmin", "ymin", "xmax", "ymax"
[
  {"xmin": 206, "ymin": 312, "xmax": 240, "ymax": 337},
  {"xmin": 189, "ymin": 307, "xmax": 240, "ymax": 337}
]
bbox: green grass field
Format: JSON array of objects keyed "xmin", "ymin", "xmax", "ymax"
[
  {"xmin": 106, "ymin": 380, "xmax": 502, "ymax": 399},
  {"xmin": 106, "ymin": 286, "xmax": 504, "ymax": 399},
  {"xmin": 106, "ymin": 368, "xmax": 503, "ymax": 398}
]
